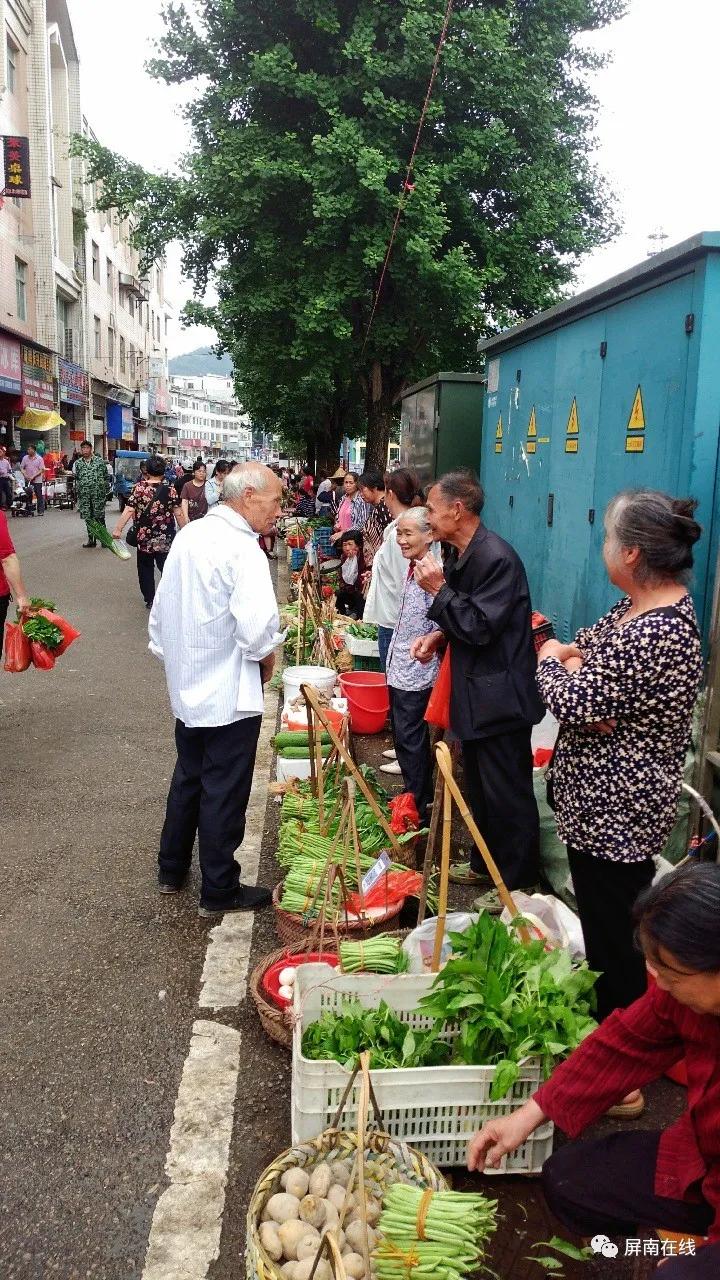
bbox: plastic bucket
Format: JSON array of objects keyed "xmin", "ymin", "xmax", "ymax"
[
  {"xmin": 339, "ymin": 671, "xmax": 389, "ymax": 734},
  {"xmin": 282, "ymin": 665, "xmax": 337, "ymax": 708}
]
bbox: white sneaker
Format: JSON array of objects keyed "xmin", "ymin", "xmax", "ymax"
[
  {"xmin": 382, "ymin": 748, "xmax": 397, "ymax": 759},
  {"xmin": 379, "ymin": 761, "xmax": 403, "ymax": 776}
]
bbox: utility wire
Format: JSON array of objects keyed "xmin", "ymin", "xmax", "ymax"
[{"xmin": 361, "ymin": 0, "xmax": 455, "ymax": 355}]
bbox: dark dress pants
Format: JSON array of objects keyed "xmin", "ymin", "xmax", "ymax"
[
  {"xmin": 388, "ymin": 685, "xmax": 434, "ymax": 823},
  {"xmin": 0, "ymin": 592, "xmax": 9, "ymax": 656},
  {"xmin": 462, "ymin": 728, "xmax": 540, "ymax": 889},
  {"xmin": 543, "ymin": 1131, "xmax": 717, "ymax": 1276},
  {"xmin": 137, "ymin": 549, "xmax": 168, "ymax": 605},
  {"xmin": 567, "ymin": 846, "xmax": 654, "ymax": 1021},
  {"xmin": 158, "ymin": 716, "xmax": 262, "ymax": 906}
]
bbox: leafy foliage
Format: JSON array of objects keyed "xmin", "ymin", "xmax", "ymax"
[{"xmin": 73, "ymin": 0, "xmax": 625, "ymax": 465}]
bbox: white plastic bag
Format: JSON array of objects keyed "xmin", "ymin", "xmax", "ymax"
[
  {"xmin": 501, "ymin": 891, "xmax": 586, "ymax": 960},
  {"xmin": 402, "ymin": 913, "xmax": 479, "ymax": 974}
]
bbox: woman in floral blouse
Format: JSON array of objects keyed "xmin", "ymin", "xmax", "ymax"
[
  {"xmin": 113, "ymin": 456, "xmax": 180, "ymax": 607},
  {"xmin": 536, "ymin": 490, "xmax": 703, "ymax": 1103}
]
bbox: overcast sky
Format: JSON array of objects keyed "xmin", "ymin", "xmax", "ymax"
[{"xmin": 69, "ymin": 0, "xmax": 720, "ymax": 359}]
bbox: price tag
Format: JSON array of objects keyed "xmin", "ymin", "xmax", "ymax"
[{"xmin": 361, "ymin": 851, "xmax": 391, "ymax": 896}]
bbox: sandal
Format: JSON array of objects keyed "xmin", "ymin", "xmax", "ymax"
[
  {"xmin": 448, "ymin": 862, "xmax": 488, "ymax": 886},
  {"xmin": 472, "ymin": 888, "xmax": 503, "ymax": 916}
]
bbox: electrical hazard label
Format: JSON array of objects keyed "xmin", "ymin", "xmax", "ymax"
[
  {"xmin": 627, "ymin": 386, "xmax": 645, "ymax": 431},
  {"xmin": 528, "ymin": 407, "xmax": 537, "ymax": 438},
  {"xmin": 626, "ymin": 435, "xmax": 645, "ymax": 453},
  {"xmin": 526, "ymin": 441, "xmax": 536, "ymax": 454},
  {"xmin": 566, "ymin": 398, "xmax": 579, "ymax": 435},
  {"xmin": 494, "ymin": 443, "xmax": 502, "ymax": 454},
  {"xmin": 495, "ymin": 416, "xmax": 503, "ymax": 440},
  {"xmin": 565, "ymin": 438, "xmax": 578, "ymax": 454}
]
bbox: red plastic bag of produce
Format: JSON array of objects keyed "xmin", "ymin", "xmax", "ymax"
[
  {"xmin": 424, "ymin": 647, "xmax": 451, "ymax": 730},
  {"xmin": 29, "ymin": 640, "xmax": 56, "ymax": 670},
  {"xmin": 38, "ymin": 608, "xmax": 80, "ymax": 656},
  {"xmin": 389, "ymin": 793, "xmax": 420, "ymax": 834},
  {"xmin": 3, "ymin": 622, "xmax": 32, "ymax": 672},
  {"xmin": 345, "ymin": 870, "xmax": 425, "ymax": 915}
]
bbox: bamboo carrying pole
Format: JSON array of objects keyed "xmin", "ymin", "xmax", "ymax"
[
  {"xmin": 430, "ymin": 766, "xmax": 453, "ymax": 972},
  {"xmin": 301, "ymin": 684, "xmax": 404, "ymax": 857}
]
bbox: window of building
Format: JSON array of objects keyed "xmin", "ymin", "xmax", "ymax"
[
  {"xmin": 106, "ymin": 258, "xmax": 113, "ymax": 294},
  {"xmin": 94, "ymin": 315, "xmax": 101, "ymax": 359},
  {"xmin": 107, "ymin": 326, "xmax": 115, "ymax": 365},
  {"xmin": 15, "ymin": 258, "xmax": 27, "ymax": 321},
  {"xmin": 129, "ymin": 344, "xmax": 135, "ymax": 379},
  {"xmin": 7, "ymin": 39, "xmax": 18, "ymax": 94},
  {"xmin": 91, "ymin": 241, "xmax": 99, "ymax": 283},
  {"xmin": 119, "ymin": 335, "xmax": 126, "ymax": 374}
]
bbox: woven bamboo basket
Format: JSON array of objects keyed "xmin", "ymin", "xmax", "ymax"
[
  {"xmin": 272, "ymin": 884, "xmax": 404, "ymax": 949},
  {"xmin": 246, "ymin": 1058, "xmax": 448, "ymax": 1280}
]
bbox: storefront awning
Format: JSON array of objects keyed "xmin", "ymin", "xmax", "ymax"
[{"xmin": 17, "ymin": 408, "xmax": 65, "ymax": 430}]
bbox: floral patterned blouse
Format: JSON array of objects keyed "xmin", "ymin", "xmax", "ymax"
[
  {"xmin": 128, "ymin": 479, "xmax": 179, "ymax": 554},
  {"xmin": 537, "ymin": 594, "xmax": 703, "ymax": 864}
]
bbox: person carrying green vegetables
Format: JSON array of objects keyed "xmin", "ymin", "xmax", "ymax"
[{"xmin": 73, "ymin": 440, "xmax": 109, "ymax": 549}]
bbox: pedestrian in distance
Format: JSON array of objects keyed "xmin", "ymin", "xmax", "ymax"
[
  {"xmin": 20, "ymin": 443, "xmax": 46, "ymax": 516},
  {"xmin": 112, "ymin": 456, "xmax": 180, "ymax": 607},
  {"xmin": 412, "ymin": 469, "xmax": 544, "ymax": 893},
  {"xmin": 468, "ymin": 862, "xmax": 720, "ymax": 1280},
  {"xmin": 73, "ymin": 440, "xmax": 110, "ymax": 547},
  {"xmin": 0, "ymin": 445, "xmax": 13, "ymax": 512},
  {"xmin": 535, "ymin": 489, "xmax": 703, "ymax": 1119},
  {"xmin": 177, "ymin": 460, "xmax": 208, "ymax": 526},
  {"xmin": 0, "ymin": 508, "xmax": 31, "ymax": 656},
  {"xmin": 205, "ymin": 458, "xmax": 230, "ymax": 508},
  {"xmin": 148, "ymin": 463, "xmax": 283, "ymax": 916},
  {"xmin": 383, "ymin": 507, "xmax": 441, "ymax": 822},
  {"xmin": 330, "ymin": 472, "xmax": 369, "ymax": 546},
  {"xmin": 328, "ymin": 466, "xmax": 345, "ymax": 518},
  {"xmin": 364, "ymin": 468, "xmax": 425, "ymax": 672},
  {"xmin": 359, "ymin": 469, "xmax": 392, "ymax": 569}
]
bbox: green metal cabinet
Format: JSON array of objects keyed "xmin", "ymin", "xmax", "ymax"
[{"xmin": 399, "ymin": 373, "xmax": 484, "ymax": 489}]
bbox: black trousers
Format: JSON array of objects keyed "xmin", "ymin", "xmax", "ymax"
[
  {"xmin": 158, "ymin": 716, "xmax": 262, "ymax": 906},
  {"xmin": 136, "ymin": 549, "xmax": 168, "ymax": 605},
  {"xmin": 568, "ymin": 847, "xmax": 654, "ymax": 1021},
  {"xmin": 388, "ymin": 685, "xmax": 434, "ymax": 823},
  {"xmin": 543, "ymin": 1131, "xmax": 717, "ymax": 1276},
  {"xmin": 462, "ymin": 729, "xmax": 540, "ymax": 889},
  {"xmin": 0, "ymin": 477, "xmax": 12, "ymax": 510},
  {"xmin": 0, "ymin": 592, "xmax": 9, "ymax": 656}
]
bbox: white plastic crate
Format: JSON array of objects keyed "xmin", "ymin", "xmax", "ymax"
[
  {"xmin": 344, "ymin": 633, "xmax": 380, "ymax": 659},
  {"xmin": 291, "ymin": 964, "xmax": 553, "ymax": 1172}
]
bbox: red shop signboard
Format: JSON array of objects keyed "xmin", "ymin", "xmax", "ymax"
[{"xmin": 21, "ymin": 345, "xmax": 55, "ymax": 412}]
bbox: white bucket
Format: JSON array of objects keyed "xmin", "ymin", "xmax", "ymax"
[{"xmin": 282, "ymin": 665, "xmax": 337, "ymax": 708}]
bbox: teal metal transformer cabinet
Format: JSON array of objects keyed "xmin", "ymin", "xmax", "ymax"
[
  {"xmin": 478, "ymin": 233, "xmax": 720, "ymax": 646},
  {"xmin": 400, "ymin": 372, "xmax": 484, "ymax": 490}
]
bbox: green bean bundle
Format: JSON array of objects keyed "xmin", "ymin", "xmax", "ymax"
[
  {"xmin": 374, "ymin": 1184, "xmax": 497, "ymax": 1280},
  {"xmin": 339, "ymin": 935, "xmax": 409, "ymax": 974}
]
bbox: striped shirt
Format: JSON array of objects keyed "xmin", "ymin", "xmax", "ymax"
[
  {"xmin": 363, "ymin": 499, "xmax": 392, "ymax": 565},
  {"xmin": 148, "ymin": 505, "xmax": 282, "ymax": 727}
]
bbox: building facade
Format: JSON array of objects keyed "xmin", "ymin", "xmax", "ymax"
[
  {"xmin": 0, "ymin": 0, "xmax": 174, "ymax": 463},
  {"xmin": 170, "ymin": 374, "xmax": 252, "ymax": 462}
]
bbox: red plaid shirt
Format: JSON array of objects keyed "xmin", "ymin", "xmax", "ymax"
[{"xmin": 534, "ymin": 984, "xmax": 720, "ymax": 1240}]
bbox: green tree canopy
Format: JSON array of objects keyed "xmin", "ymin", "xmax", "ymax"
[{"xmin": 76, "ymin": 0, "xmax": 624, "ymax": 468}]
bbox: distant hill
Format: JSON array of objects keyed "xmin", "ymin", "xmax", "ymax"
[{"xmin": 169, "ymin": 346, "xmax": 233, "ymax": 377}]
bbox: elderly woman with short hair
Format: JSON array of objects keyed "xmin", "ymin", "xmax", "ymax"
[
  {"xmin": 537, "ymin": 489, "xmax": 704, "ymax": 1055},
  {"xmin": 385, "ymin": 506, "xmax": 441, "ymax": 824}
]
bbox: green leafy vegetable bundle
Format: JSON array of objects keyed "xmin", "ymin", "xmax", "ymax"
[
  {"xmin": 302, "ymin": 1000, "xmax": 449, "ymax": 1071},
  {"xmin": 346, "ymin": 622, "xmax": 378, "ymax": 640}
]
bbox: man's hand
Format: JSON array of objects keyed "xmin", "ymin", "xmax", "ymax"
[
  {"xmin": 410, "ymin": 630, "xmax": 445, "ymax": 664},
  {"xmin": 15, "ymin": 595, "xmax": 31, "ymax": 615},
  {"xmin": 467, "ymin": 1100, "xmax": 546, "ymax": 1172},
  {"xmin": 413, "ymin": 552, "xmax": 445, "ymax": 597},
  {"xmin": 260, "ymin": 653, "xmax": 275, "ymax": 685},
  {"xmin": 537, "ymin": 639, "xmax": 583, "ymax": 665}
]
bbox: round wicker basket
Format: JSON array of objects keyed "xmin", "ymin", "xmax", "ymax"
[{"xmin": 272, "ymin": 884, "xmax": 404, "ymax": 949}]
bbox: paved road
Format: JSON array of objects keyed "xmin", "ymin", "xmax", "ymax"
[{"xmin": 1, "ymin": 507, "xmax": 684, "ymax": 1280}]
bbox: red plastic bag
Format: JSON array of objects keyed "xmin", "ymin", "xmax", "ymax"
[
  {"xmin": 389, "ymin": 793, "xmax": 420, "ymax": 834},
  {"xmin": 424, "ymin": 647, "xmax": 451, "ymax": 730},
  {"xmin": 38, "ymin": 608, "xmax": 80, "ymax": 656},
  {"xmin": 345, "ymin": 870, "xmax": 425, "ymax": 915},
  {"xmin": 29, "ymin": 640, "xmax": 56, "ymax": 670},
  {"xmin": 3, "ymin": 622, "xmax": 32, "ymax": 672}
]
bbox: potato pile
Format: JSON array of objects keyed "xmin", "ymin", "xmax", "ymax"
[{"xmin": 259, "ymin": 1157, "xmax": 385, "ymax": 1280}]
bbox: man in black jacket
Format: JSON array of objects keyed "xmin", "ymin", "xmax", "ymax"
[{"xmin": 412, "ymin": 470, "xmax": 544, "ymax": 890}]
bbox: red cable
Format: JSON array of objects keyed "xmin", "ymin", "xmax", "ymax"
[{"xmin": 361, "ymin": 0, "xmax": 455, "ymax": 355}]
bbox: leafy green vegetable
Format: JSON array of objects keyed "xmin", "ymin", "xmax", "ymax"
[
  {"xmin": 346, "ymin": 622, "xmax": 378, "ymax": 640},
  {"xmin": 527, "ymin": 1238, "xmax": 594, "ymax": 1274},
  {"xmin": 29, "ymin": 597, "xmax": 56, "ymax": 611},
  {"xmin": 22, "ymin": 616, "xmax": 63, "ymax": 649},
  {"xmin": 302, "ymin": 1000, "xmax": 450, "ymax": 1071}
]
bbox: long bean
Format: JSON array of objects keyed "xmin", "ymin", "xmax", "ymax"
[{"xmin": 374, "ymin": 1184, "xmax": 496, "ymax": 1280}]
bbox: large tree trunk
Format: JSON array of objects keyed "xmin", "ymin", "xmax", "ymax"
[{"xmin": 364, "ymin": 391, "xmax": 394, "ymax": 472}]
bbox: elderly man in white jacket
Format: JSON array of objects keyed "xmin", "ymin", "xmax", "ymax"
[{"xmin": 149, "ymin": 462, "xmax": 283, "ymax": 916}]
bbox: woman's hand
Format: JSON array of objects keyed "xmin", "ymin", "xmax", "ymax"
[
  {"xmin": 537, "ymin": 639, "xmax": 583, "ymax": 665},
  {"xmin": 467, "ymin": 1100, "xmax": 546, "ymax": 1172},
  {"xmin": 563, "ymin": 656, "xmax": 583, "ymax": 674},
  {"xmin": 410, "ymin": 630, "xmax": 445, "ymax": 663},
  {"xmin": 413, "ymin": 552, "xmax": 445, "ymax": 596}
]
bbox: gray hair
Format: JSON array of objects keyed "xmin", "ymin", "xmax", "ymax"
[
  {"xmin": 433, "ymin": 470, "xmax": 484, "ymax": 516},
  {"xmin": 223, "ymin": 463, "xmax": 273, "ymax": 502},
  {"xmin": 605, "ymin": 489, "xmax": 702, "ymax": 585},
  {"xmin": 397, "ymin": 506, "xmax": 432, "ymax": 535}
]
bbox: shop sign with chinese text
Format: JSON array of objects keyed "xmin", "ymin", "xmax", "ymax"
[
  {"xmin": 2, "ymin": 136, "xmax": 31, "ymax": 198},
  {"xmin": 0, "ymin": 332, "xmax": 22, "ymax": 395},
  {"xmin": 21, "ymin": 345, "xmax": 55, "ymax": 412},
  {"xmin": 58, "ymin": 358, "xmax": 89, "ymax": 406}
]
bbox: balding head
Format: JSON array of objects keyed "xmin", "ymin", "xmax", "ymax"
[{"xmin": 223, "ymin": 462, "xmax": 283, "ymax": 535}]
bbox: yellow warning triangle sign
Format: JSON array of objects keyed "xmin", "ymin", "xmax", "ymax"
[
  {"xmin": 495, "ymin": 415, "xmax": 503, "ymax": 440},
  {"xmin": 566, "ymin": 398, "xmax": 579, "ymax": 435},
  {"xmin": 528, "ymin": 407, "xmax": 537, "ymax": 438},
  {"xmin": 627, "ymin": 386, "xmax": 645, "ymax": 431}
]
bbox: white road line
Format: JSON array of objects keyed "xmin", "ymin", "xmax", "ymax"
[
  {"xmin": 199, "ymin": 687, "xmax": 279, "ymax": 1010},
  {"xmin": 142, "ymin": 1020, "xmax": 241, "ymax": 1280}
]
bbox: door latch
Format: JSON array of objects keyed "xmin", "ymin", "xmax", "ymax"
[{"xmin": 547, "ymin": 493, "xmax": 554, "ymax": 527}]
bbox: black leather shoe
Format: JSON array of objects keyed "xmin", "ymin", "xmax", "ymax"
[
  {"xmin": 198, "ymin": 885, "xmax": 272, "ymax": 917},
  {"xmin": 82, "ymin": 540, "xmax": 96, "ymax": 548}
]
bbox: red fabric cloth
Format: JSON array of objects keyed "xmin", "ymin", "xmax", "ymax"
[
  {"xmin": 534, "ymin": 983, "xmax": 720, "ymax": 1240},
  {"xmin": 0, "ymin": 510, "xmax": 15, "ymax": 596}
]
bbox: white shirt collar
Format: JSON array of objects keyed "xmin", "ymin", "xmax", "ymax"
[{"xmin": 207, "ymin": 504, "xmax": 255, "ymax": 536}]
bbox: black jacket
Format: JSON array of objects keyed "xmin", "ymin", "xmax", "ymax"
[{"xmin": 427, "ymin": 524, "xmax": 545, "ymax": 741}]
